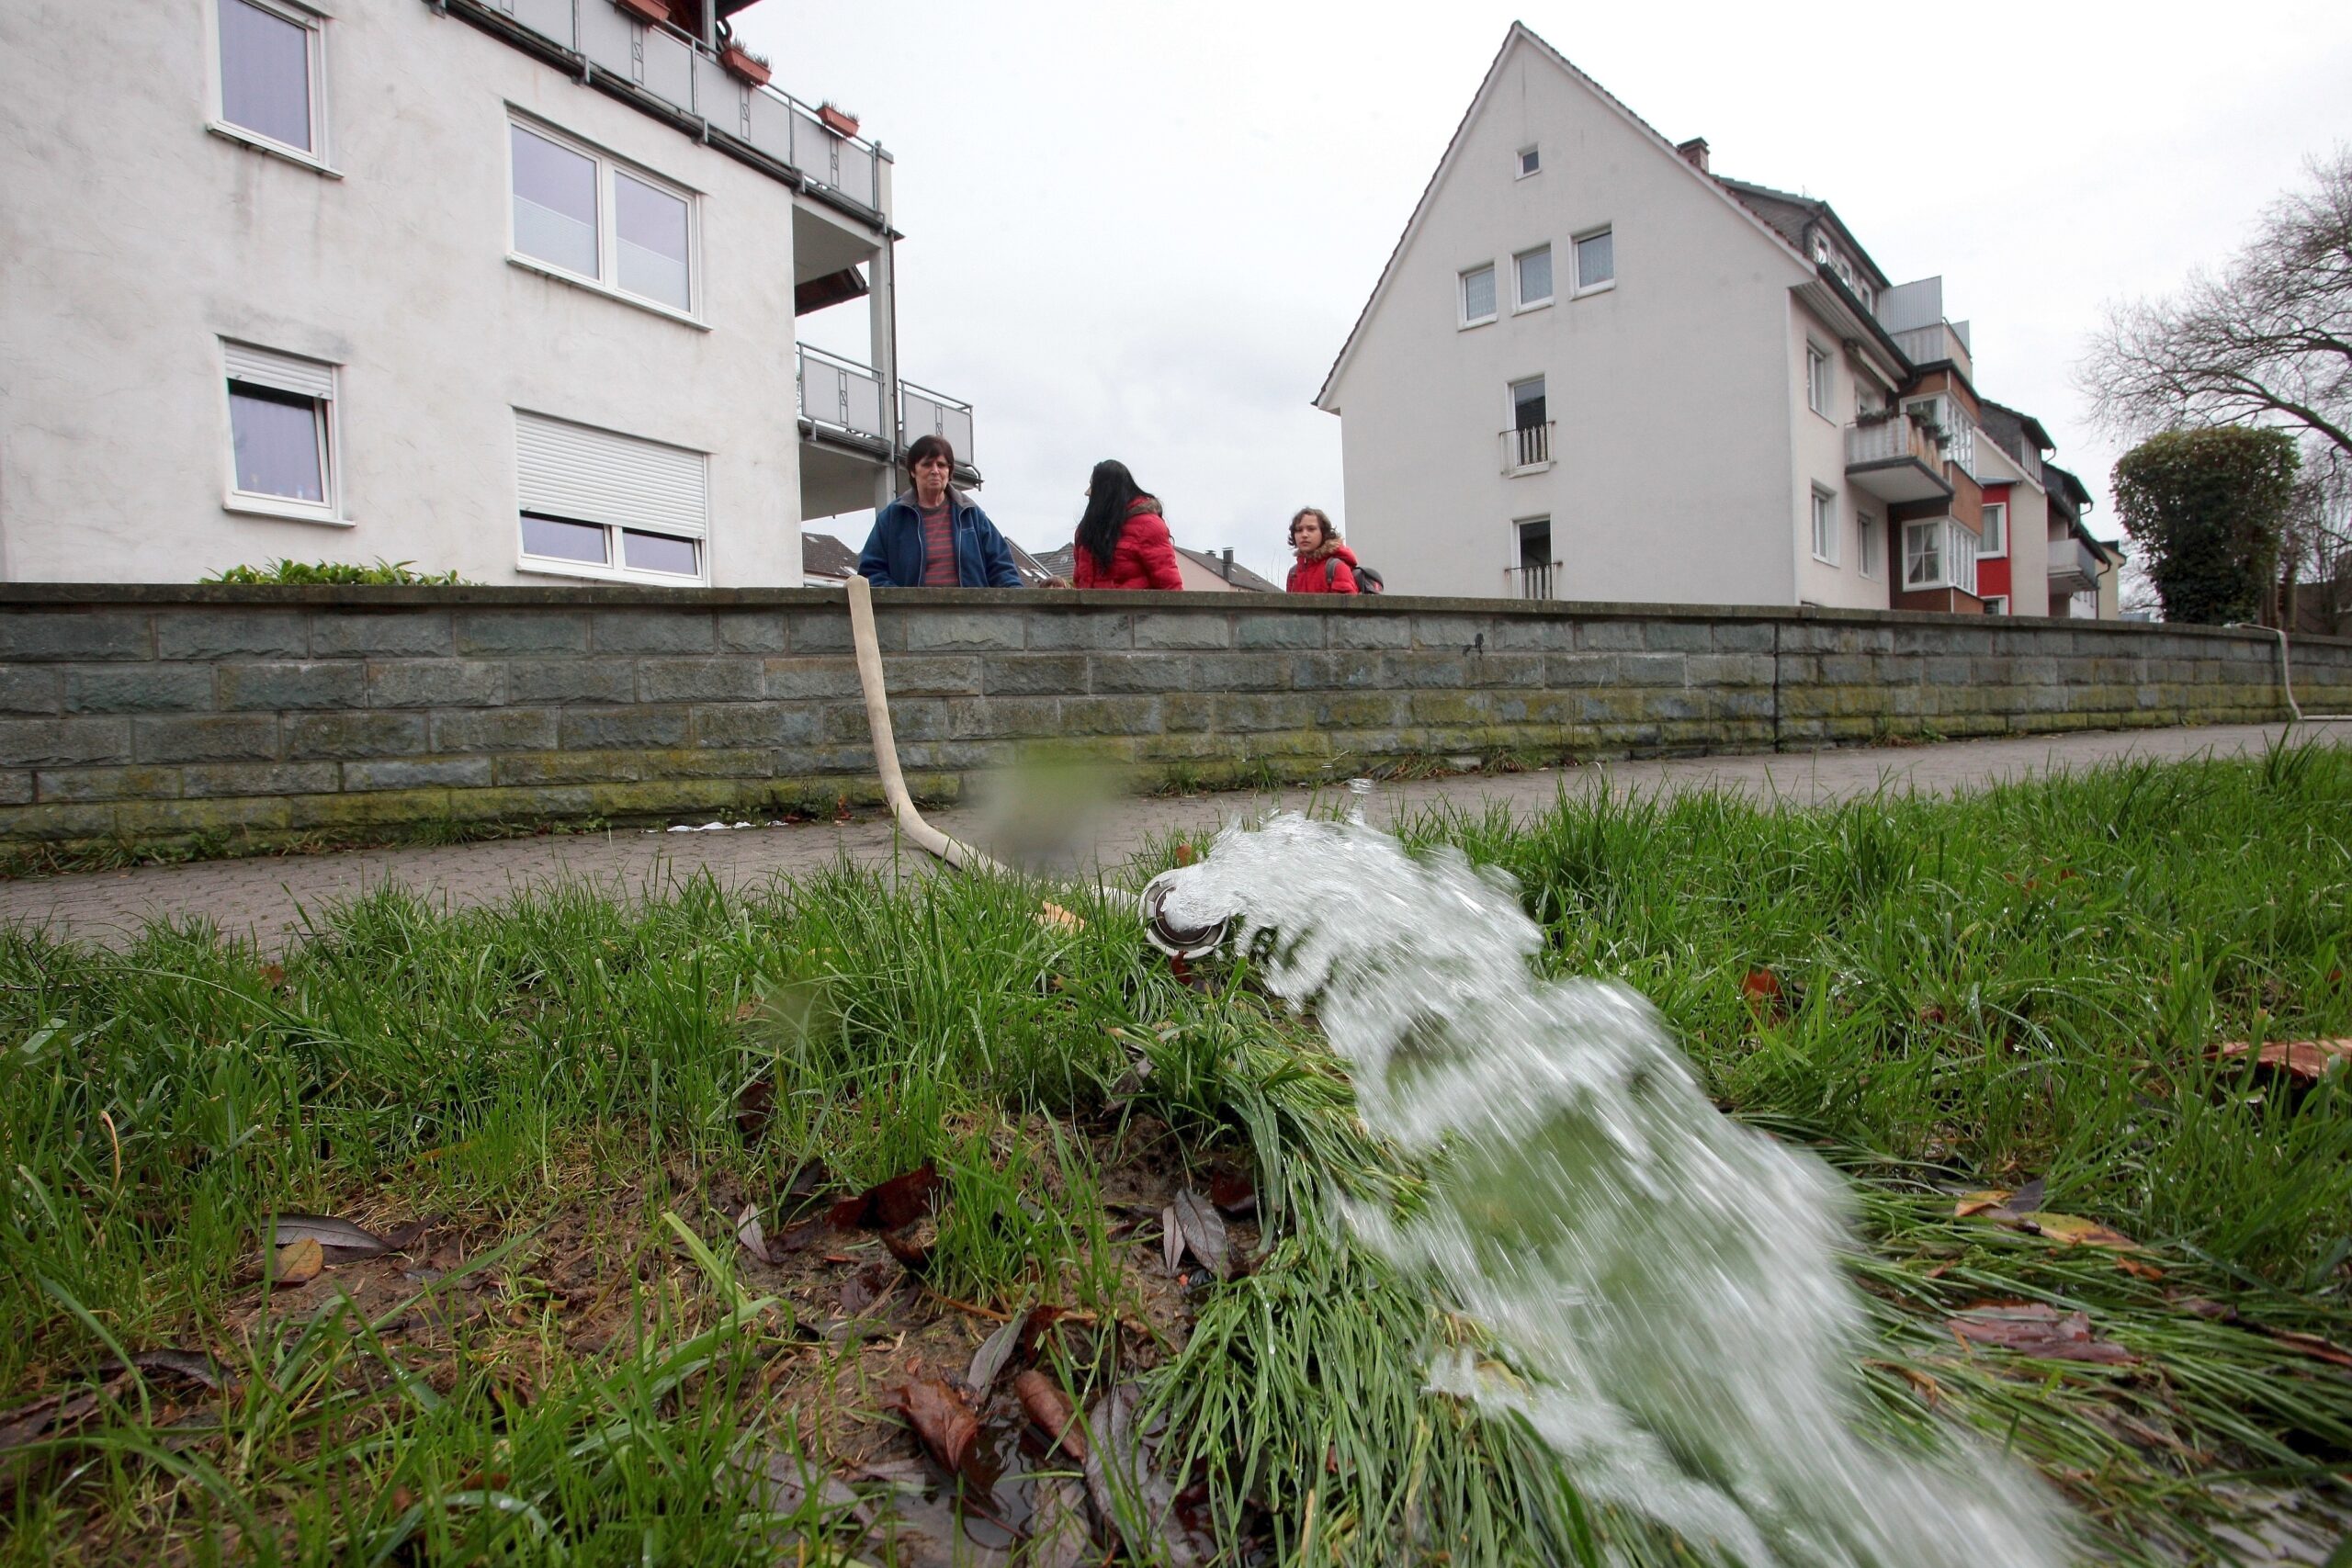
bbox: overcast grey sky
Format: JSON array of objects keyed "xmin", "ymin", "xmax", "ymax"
[{"xmin": 738, "ymin": 1, "xmax": 2352, "ymax": 584}]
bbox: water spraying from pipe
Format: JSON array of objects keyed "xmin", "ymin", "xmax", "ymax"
[{"xmin": 1143, "ymin": 813, "xmax": 2066, "ymax": 1568}]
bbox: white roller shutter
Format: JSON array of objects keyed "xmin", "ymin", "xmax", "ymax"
[
  {"xmin": 222, "ymin": 341, "xmax": 335, "ymax": 400},
  {"xmin": 514, "ymin": 410, "xmax": 708, "ymax": 537}
]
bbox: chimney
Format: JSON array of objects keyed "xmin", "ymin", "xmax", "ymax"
[
  {"xmin": 1676, "ymin": 137, "xmax": 1710, "ymax": 173},
  {"xmin": 1219, "ymin": 547, "xmax": 1234, "ymax": 581}
]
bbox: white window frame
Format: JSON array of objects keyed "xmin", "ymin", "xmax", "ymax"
[
  {"xmin": 1809, "ymin": 486, "xmax": 1838, "ymax": 566},
  {"xmin": 1902, "ymin": 517, "xmax": 1980, "ymax": 595},
  {"xmin": 1459, "ymin": 263, "xmax": 1498, "ymax": 329},
  {"xmin": 207, "ymin": 0, "xmax": 337, "ymax": 175},
  {"xmin": 1572, "ymin": 225, "xmax": 1615, "ymax": 296},
  {"xmin": 1857, "ymin": 510, "xmax": 1882, "ymax": 580},
  {"xmin": 1983, "ymin": 594, "xmax": 2009, "ymax": 615},
  {"xmin": 1978, "ymin": 501, "xmax": 2007, "ymax": 558},
  {"xmin": 1513, "ymin": 244, "xmax": 1554, "ymax": 312},
  {"xmin": 506, "ymin": 112, "xmax": 706, "ymax": 327},
  {"xmin": 514, "ymin": 410, "xmax": 711, "ymax": 588},
  {"xmin": 1805, "ymin": 342, "xmax": 1833, "ymax": 419},
  {"xmin": 1517, "ymin": 145, "xmax": 1541, "ymax": 179},
  {"xmin": 220, "ymin": 340, "xmax": 345, "ymax": 526}
]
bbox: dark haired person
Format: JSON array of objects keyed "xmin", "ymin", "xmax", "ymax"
[
  {"xmin": 1070, "ymin": 459, "xmax": 1182, "ymax": 591},
  {"xmin": 856, "ymin": 435, "xmax": 1024, "ymax": 588},
  {"xmin": 1283, "ymin": 506, "xmax": 1360, "ymax": 593}
]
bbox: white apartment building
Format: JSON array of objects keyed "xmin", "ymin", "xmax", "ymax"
[
  {"xmin": 1317, "ymin": 23, "xmax": 2121, "ymax": 615},
  {"xmin": 0, "ymin": 0, "xmax": 975, "ymax": 586}
]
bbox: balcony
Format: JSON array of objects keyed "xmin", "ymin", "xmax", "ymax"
[
  {"xmin": 795, "ymin": 344, "xmax": 978, "ymax": 518},
  {"xmin": 1499, "ymin": 422, "xmax": 1555, "ymax": 476},
  {"xmin": 2048, "ymin": 535, "xmax": 2102, "ymax": 595},
  {"xmin": 451, "ymin": 0, "xmax": 884, "ymax": 214},
  {"xmin": 1845, "ymin": 417, "xmax": 1954, "ymax": 504},
  {"xmin": 1890, "ymin": 321, "xmax": 1973, "ymax": 382},
  {"xmin": 1506, "ymin": 561, "xmax": 1556, "ymax": 600}
]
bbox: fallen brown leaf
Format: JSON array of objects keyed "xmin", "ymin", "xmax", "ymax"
[
  {"xmin": 2211, "ymin": 1038, "xmax": 2352, "ymax": 1083},
  {"xmin": 1946, "ymin": 1303, "xmax": 2135, "ymax": 1364},
  {"xmin": 735, "ymin": 1203, "xmax": 773, "ymax": 1266},
  {"xmin": 831, "ymin": 1163, "xmax": 942, "ymax": 1232},
  {"xmin": 1953, "ymin": 1190, "xmax": 2010, "ymax": 1218},
  {"xmin": 1036, "ymin": 901, "xmax": 1085, "ymax": 933},
  {"xmin": 1171, "ymin": 1190, "xmax": 1229, "ymax": 1280},
  {"xmin": 1013, "ymin": 1368, "xmax": 1083, "ymax": 1458},
  {"xmin": 2116, "ymin": 1257, "xmax": 2166, "ymax": 1280},
  {"xmin": 272, "ymin": 1213, "xmax": 391, "ymax": 1256},
  {"xmin": 274, "ymin": 1237, "xmax": 323, "ymax": 1285},
  {"xmin": 2011, "ymin": 1211, "xmax": 2140, "ymax": 1250},
  {"xmin": 879, "ymin": 1379, "xmax": 980, "ymax": 1475},
  {"xmin": 2266, "ymin": 1329, "xmax": 2352, "ymax": 1371}
]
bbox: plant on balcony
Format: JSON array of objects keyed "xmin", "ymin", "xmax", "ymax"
[
  {"xmin": 818, "ymin": 102, "xmax": 860, "ymax": 138},
  {"xmin": 719, "ymin": 42, "xmax": 771, "ymax": 86},
  {"xmin": 1854, "ymin": 406, "xmax": 1899, "ymax": 427},
  {"xmin": 614, "ymin": 0, "xmax": 669, "ymax": 24}
]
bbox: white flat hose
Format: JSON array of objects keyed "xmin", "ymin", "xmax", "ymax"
[{"xmin": 844, "ymin": 575, "xmax": 1012, "ymax": 875}]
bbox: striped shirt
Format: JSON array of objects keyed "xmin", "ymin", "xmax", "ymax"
[{"xmin": 918, "ymin": 500, "xmax": 958, "ymax": 585}]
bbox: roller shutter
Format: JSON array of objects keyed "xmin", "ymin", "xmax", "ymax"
[{"xmin": 514, "ymin": 410, "xmax": 707, "ymax": 537}]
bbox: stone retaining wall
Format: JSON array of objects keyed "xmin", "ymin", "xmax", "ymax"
[{"xmin": 2, "ymin": 585, "xmax": 2346, "ymax": 849}]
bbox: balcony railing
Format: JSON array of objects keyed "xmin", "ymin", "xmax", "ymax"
[
  {"xmin": 1891, "ymin": 321, "xmax": 1973, "ymax": 381},
  {"xmin": 1508, "ymin": 561, "xmax": 1556, "ymax": 600},
  {"xmin": 1845, "ymin": 415, "xmax": 1940, "ymax": 469},
  {"xmin": 469, "ymin": 0, "xmax": 883, "ymax": 212},
  {"xmin": 1499, "ymin": 422, "xmax": 1555, "ymax": 475},
  {"xmin": 796, "ymin": 344, "xmax": 978, "ymax": 467},
  {"xmin": 2048, "ymin": 535, "xmax": 2102, "ymax": 595}
]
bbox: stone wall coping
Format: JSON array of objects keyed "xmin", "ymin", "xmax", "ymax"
[{"xmin": 3, "ymin": 582, "xmax": 2343, "ymax": 649}]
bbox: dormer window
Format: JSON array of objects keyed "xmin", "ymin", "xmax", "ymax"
[{"xmin": 1518, "ymin": 145, "xmax": 1541, "ymax": 178}]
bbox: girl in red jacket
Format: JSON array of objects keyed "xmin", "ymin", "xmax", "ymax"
[
  {"xmin": 1284, "ymin": 507, "xmax": 1360, "ymax": 593},
  {"xmin": 1072, "ymin": 460, "xmax": 1184, "ymax": 591}
]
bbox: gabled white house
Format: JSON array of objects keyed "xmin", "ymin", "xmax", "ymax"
[
  {"xmin": 0, "ymin": 0, "xmax": 975, "ymax": 587},
  {"xmin": 1316, "ymin": 23, "xmax": 2120, "ymax": 615}
]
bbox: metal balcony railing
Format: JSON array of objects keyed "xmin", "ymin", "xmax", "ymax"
[
  {"xmin": 1508, "ymin": 561, "xmax": 1557, "ymax": 600},
  {"xmin": 472, "ymin": 0, "xmax": 884, "ymax": 212},
  {"xmin": 1499, "ymin": 422, "xmax": 1555, "ymax": 475},
  {"xmin": 795, "ymin": 344, "xmax": 978, "ymax": 467}
]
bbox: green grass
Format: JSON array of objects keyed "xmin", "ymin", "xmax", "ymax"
[{"xmin": 0, "ymin": 746, "xmax": 2346, "ymax": 1564}]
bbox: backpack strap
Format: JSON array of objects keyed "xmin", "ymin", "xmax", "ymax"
[{"xmin": 1325, "ymin": 558, "xmax": 1338, "ymax": 586}]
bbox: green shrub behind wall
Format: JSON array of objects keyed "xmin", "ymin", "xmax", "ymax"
[{"xmin": 2113, "ymin": 426, "xmax": 2299, "ymax": 625}]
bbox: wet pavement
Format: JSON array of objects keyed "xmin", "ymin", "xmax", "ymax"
[{"xmin": 0, "ymin": 722, "xmax": 2337, "ymax": 953}]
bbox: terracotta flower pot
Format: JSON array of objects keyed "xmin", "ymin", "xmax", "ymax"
[
  {"xmin": 615, "ymin": 0, "xmax": 669, "ymax": 23},
  {"xmin": 818, "ymin": 105, "xmax": 860, "ymax": 138},
  {"xmin": 719, "ymin": 44, "xmax": 770, "ymax": 87}
]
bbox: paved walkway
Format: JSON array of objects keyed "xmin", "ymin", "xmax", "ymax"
[{"xmin": 0, "ymin": 724, "xmax": 2335, "ymax": 953}]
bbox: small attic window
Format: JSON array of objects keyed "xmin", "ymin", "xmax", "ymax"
[{"xmin": 1517, "ymin": 145, "xmax": 1541, "ymax": 178}]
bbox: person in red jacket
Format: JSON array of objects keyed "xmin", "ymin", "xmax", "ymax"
[
  {"xmin": 1284, "ymin": 507, "xmax": 1360, "ymax": 593},
  {"xmin": 1071, "ymin": 460, "xmax": 1183, "ymax": 591}
]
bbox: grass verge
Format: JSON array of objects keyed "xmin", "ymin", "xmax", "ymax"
[{"xmin": 1, "ymin": 745, "xmax": 2347, "ymax": 1564}]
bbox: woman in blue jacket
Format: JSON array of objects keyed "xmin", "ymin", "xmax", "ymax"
[{"xmin": 856, "ymin": 435, "xmax": 1024, "ymax": 587}]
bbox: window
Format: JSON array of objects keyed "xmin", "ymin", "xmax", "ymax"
[
  {"xmin": 1515, "ymin": 516, "xmax": 1554, "ymax": 600},
  {"xmin": 214, "ymin": 0, "xmax": 325, "ymax": 163},
  {"xmin": 1507, "ymin": 377, "xmax": 1549, "ymax": 469},
  {"xmin": 1978, "ymin": 502, "xmax": 2007, "ymax": 557},
  {"xmin": 1903, "ymin": 519, "xmax": 1941, "ymax": 589},
  {"xmin": 1574, "ymin": 227, "xmax": 1614, "ymax": 292},
  {"xmin": 1903, "ymin": 518, "xmax": 1980, "ymax": 594},
  {"xmin": 1460, "ymin": 264, "xmax": 1497, "ymax": 327},
  {"xmin": 1518, "ymin": 145, "xmax": 1541, "ymax": 178},
  {"xmin": 510, "ymin": 118, "xmax": 697, "ymax": 317},
  {"xmin": 1983, "ymin": 595, "xmax": 2009, "ymax": 616},
  {"xmin": 515, "ymin": 411, "xmax": 709, "ymax": 584},
  {"xmin": 1805, "ymin": 343, "xmax": 1832, "ymax": 418},
  {"xmin": 222, "ymin": 342, "xmax": 339, "ymax": 522},
  {"xmin": 1810, "ymin": 487, "xmax": 1838, "ymax": 565},
  {"xmin": 1857, "ymin": 511, "xmax": 1882, "ymax": 579},
  {"xmin": 1514, "ymin": 245, "xmax": 1554, "ymax": 310}
]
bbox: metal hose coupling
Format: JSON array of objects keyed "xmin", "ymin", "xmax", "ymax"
[{"xmin": 1140, "ymin": 869, "xmax": 1229, "ymax": 958}]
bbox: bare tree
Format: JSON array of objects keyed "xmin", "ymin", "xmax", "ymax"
[
  {"xmin": 2282, "ymin": 437, "xmax": 2352, "ymax": 633},
  {"xmin": 2082, "ymin": 147, "xmax": 2352, "ymax": 462}
]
